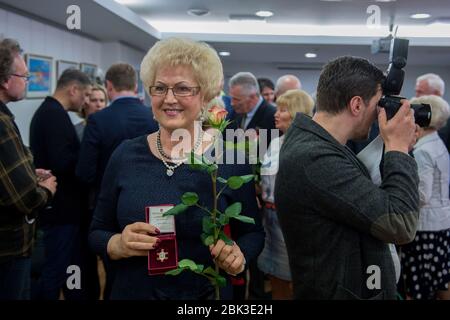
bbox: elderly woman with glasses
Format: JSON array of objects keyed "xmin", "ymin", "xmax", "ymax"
[{"xmin": 89, "ymin": 37, "xmax": 264, "ymax": 300}]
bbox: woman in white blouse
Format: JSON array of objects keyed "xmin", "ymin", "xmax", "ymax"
[
  {"xmin": 401, "ymin": 95, "xmax": 450, "ymax": 300},
  {"xmin": 257, "ymin": 89, "xmax": 315, "ymax": 299}
]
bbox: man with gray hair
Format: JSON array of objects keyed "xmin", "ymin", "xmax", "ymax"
[
  {"xmin": 275, "ymin": 74, "xmax": 302, "ymax": 100},
  {"xmin": 415, "ymin": 73, "xmax": 445, "ymax": 97},
  {"xmin": 228, "ymin": 72, "xmax": 276, "ymax": 137},
  {"xmin": 415, "ymin": 73, "xmax": 449, "ymax": 152},
  {"xmin": 227, "ymin": 71, "xmax": 276, "ymax": 299}
]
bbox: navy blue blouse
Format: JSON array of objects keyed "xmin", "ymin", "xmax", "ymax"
[{"xmin": 89, "ymin": 135, "xmax": 264, "ymax": 299}]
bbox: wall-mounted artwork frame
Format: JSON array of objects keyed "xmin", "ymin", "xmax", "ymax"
[
  {"xmin": 80, "ymin": 63, "xmax": 97, "ymax": 83},
  {"xmin": 25, "ymin": 54, "xmax": 52, "ymax": 99},
  {"xmin": 56, "ymin": 60, "xmax": 79, "ymax": 80}
]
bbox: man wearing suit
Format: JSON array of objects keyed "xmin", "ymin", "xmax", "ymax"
[
  {"xmin": 76, "ymin": 63, "xmax": 157, "ymax": 201},
  {"xmin": 227, "ymin": 72, "xmax": 276, "ymax": 300},
  {"xmin": 76, "ymin": 63, "xmax": 157, "ymax": 299},
  {"xmin": 29, "ymin": 69, "xmax": 92, "ymax": 299},
  {"xmin": 228, "ymin": 72, "xmax": 277, "ymax": 145}
]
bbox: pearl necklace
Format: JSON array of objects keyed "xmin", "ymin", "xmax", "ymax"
[{"xmin": 156, "ymin": 129, "xmax": 204, "ymax": 177}]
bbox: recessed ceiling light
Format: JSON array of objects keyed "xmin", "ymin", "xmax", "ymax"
[
  {"xmin": 375, "ymin": 0, "xmax": 396, "ymax": 2},
  {"xmin": 255, "ymin": 10, "xmax": 274, "ymax": 18},
  {"xmin": 305, "ymin": 53, "xmax": 317, "ymax": 58},
  {"xmin": 219, "ymin": 51, "xmax": 230, "ymax": 56},
  {"xmin": 187, "ymin": 8, "xmax": 210, "ymax": 17},
  {"xmin": 410, "ymin": 13, "xmax": 431, "ymax": 19}
]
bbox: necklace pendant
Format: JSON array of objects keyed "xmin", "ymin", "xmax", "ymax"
[{"xmin": 166, "ymin": 168, "xmax": 174, "ymax": 177}]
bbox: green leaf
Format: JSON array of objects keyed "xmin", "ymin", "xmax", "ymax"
[
  {"xmin": 216, "ymin": 275, "xmax": 227, "ymax": 288},
  {"xmin": 218, "ymin": 213, "xmax": 229, "ymax": 226},
  {"xmin": 232, "ymin": 215, "xmax": 255, "ymax": 224},
  {"xmin": 225, "ymin": 202, "xmax": 242, "ymax": 217},
  {"xmin": 227, "ymin": 176, "xmax": 244, "ymax": 190},
  {"xmin": 207, "ymin": 164, "xmax": 218, "ymax": 174},
  {"xmin": 203, "ymin": 266, "xmax": 219, "ymax": 278},
  {"xmin": 218, "ymin": 231, "xmax": 234, "ymax": 246},
  {"xmin": 217, "ymin": 177, "xmax": 227, "ymax": 185},
  {"xmin": 219, "ymin": 120, "xmax": 231, "ymax": 133},
  {"xmin": 195, "ymin": 264, "xmax": 204, "ymax": 273},
  {"xmin": 202, "ymin": 216, "xmax": 215, "ymax": 234},
  {"xmin": 178, "ymin": 259, "xmax": 199, "ymax": 271},
  {"xmin": 181, "ymin": 192, "xmax": 199, "ymax": 206},
  {"xmin": 165, "ymin": 268, "xmax": 185, "ymax": 276},
  {"xmin": 201, "ymin": 233, "xmax": 215, "ymax": 246},
  {"xmin": 163, "ymin": 203, "xmax": 188, "ymax": 216},
  {"xmin": 240, "ymin": 174, "xmax": 254, "ymax": 184}
]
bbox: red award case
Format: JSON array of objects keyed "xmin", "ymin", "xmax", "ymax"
[{"xmin": 146, "ymin": 205, "xmax": 179, "ymax": 275}]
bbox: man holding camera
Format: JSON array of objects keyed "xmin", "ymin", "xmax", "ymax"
[{"xmin": 275, "ymin": 56, "xmax": 420, "ymax": 300}]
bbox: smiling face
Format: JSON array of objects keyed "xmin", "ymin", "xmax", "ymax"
[{"xmin": 150, "ymin": 65, "xmax": 204, "ymax": 132}]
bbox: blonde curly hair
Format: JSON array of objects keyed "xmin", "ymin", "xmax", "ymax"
[{"xmin": 140, "ymin": 37, "xmax": 223, "ymax": 104}]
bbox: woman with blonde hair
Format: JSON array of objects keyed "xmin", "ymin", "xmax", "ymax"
[
  {"xmin": 401, "ymin": 94, "xmax": 450, "ymax": 300},
  {"xmin": 89, "ymin": 37, "xmax": 264, "ymax": 299},
  {"xmin": 75, "ymin": 84, "xmax": 107, "ymax": 140},
  {"xmin": 258, "ymin": 89, "xmax": 315, "ymax": 299}
]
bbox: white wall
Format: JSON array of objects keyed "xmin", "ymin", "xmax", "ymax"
[{"xmin": 0, "ymin": 7, "xmax": 146, "ymax": 145}]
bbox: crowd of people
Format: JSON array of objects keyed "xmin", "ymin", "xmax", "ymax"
[{"xmin": 1, "ymin": 36, "xmax": 449, "ymax": 300}]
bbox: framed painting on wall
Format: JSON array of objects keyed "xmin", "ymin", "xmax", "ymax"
[
  {"xmin": 25, "ymin": 54, "xmax": 52, "ymax": 99},
  {"xmin": 57, "ymin": 60, "xmax": 79, "ymax": 80},
  {"xmin": 80, "ymin": 63, "xmax": 97, "ymax": 83}
]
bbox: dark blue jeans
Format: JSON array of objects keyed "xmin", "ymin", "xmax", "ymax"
[
  {"xmin": 35, "ymin": 224, "xmax": 80, "ymax": 300},
  {"xmin": 0, "ymin": 256, "xmax": 31, "ymax": 300}
]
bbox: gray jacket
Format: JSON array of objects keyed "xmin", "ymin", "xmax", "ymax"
[{"xmin": 275, "ymin": 114, "xmax": 419, "ymax": 300}]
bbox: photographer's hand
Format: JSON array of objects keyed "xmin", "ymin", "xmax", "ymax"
[{"xmin": 378, "ymin": 99, "xmax": 416, "ymax": 154}]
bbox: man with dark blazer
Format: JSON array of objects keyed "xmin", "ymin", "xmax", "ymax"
[
  {"xmin": 227, "ymin": 72, "xmax": 276, "ymax": 300},
  {"xmin": 29, "ymin": 69, "xmax": 92, "ymax": 300},
  {"xmin": 275, "ymin": 56, "xmax": 419, "ymax": 300},
  {"xmin": 228, "ymin": 72, "xmax": 277, "ymax": 145},
  {"xmin": 76, "ymin": 63, "xmax": 158, "ymax": 202},
  {"xmin": 76, "ymin": 63, "xmax": 157, "ymax": 299}
]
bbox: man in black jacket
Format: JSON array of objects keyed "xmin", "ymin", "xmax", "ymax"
[
  {"xmin": 0, "ymin": 38, "xmax": 56, "ymax": 300},
  {"xmin": 275, "ymin": 56, "xmax": 420, "ymax": 300},
  {"xmin": 227, "ymin": 72, "xmax": 276, "ymax": 299},
  {"xmin": 29, "ymin": 69, "xmax": 91, "ymax": 300}
]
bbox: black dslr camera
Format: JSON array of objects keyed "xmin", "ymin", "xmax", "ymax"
[{"xmin": 379, "ymin": 38, "xmax": 431, "ymax": 127}]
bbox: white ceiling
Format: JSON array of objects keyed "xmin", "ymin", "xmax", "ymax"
[{"xmin": 1, "ymin": 0, "xmax": 450, "ymax": 66}]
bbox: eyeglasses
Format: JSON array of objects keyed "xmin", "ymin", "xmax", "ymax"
[
  {"xmin": 9, "ymin": 73, "xmax": 31, "ymax": 81},
  {"xmin": 149, "ymin": 85, "xmax": 200, "ymax": 97}
]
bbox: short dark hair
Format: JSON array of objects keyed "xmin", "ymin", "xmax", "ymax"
[
  {"xmin": 105, "ymin": 63, "xmax": 136, "ymax": 91},
  {"xmin": 257, "ymin": 78, "xmax": 274, "ymax": 92},
  {"xmin": 0, "ymin": 38, "xmax": 22, "ymax": 85},
  {"xmin": 56, "ymin": 68, "xmax": 91, "ymax": 90},
  {"xmin": 316, "ymin": 56, "xmax": 385, "ymax": 114}
]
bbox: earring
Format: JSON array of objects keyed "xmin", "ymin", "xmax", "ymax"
[{"xmin": 200, "ymin": 115, "xmax": 205, "ymax": 123}]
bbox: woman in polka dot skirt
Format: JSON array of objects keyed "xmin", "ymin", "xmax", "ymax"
[{"xmin": 401, "ymin": 95, "xmax": 450, "ymax": 300}]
